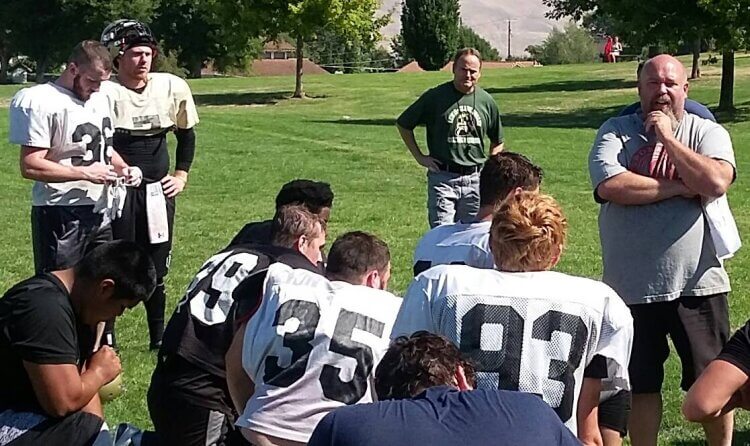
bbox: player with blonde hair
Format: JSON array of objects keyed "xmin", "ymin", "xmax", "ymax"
[{"xmin": 394, "ymin": 191, "xmax": 633, "ymax": 446}]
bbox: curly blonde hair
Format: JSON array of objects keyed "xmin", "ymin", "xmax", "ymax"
[{"xmin": 490, "ymin": 191, "xmax": 567, "ymax": 272}]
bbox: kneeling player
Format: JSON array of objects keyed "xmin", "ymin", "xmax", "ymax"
[
  {"xmin": 394, "ymin": 192, "xmax": 633, "ymax": 446},
  {"xmin": 682, "ymin": 319, "xmax": 750, "ymax": 423},
  {"xmin": 226, "ymin": 232, "xmax": 401, "ymax": 446},
  {"xmin": 309, "ymin": 332, "xmax": 581, "ymax": 446},
  {"xmin": 148, "ymin": 204, "xmax": 326, "ymax": 446},
  {"xmin": 0, "ymin": 241, "xmax": 155, "ymax": 445},
  {"xmin": 413, "ymin": 151, "xmax": 542, "ymax": 275}
]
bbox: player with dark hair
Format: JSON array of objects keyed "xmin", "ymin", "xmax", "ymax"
[
  {"xmin": 0, "ymin": 241, "xmax": 155, "ymax": 445},
  {"xmin": 395, "ymin": 192, "xmax": 633, "ymax": 446},
  {"xmin": 100, "ymin": 19, "xmax": 200, "ymax": 350},
  {"xmin": 148, "ymin": 204, "xmax": 326, "ymax": 446},
  {"xmin": 9, "ymin": 41, "xmax": 140, "ymax": 274},
  {"xmin": 226, "ymin": 231, "xmax": 399, "ymax": 446},
  {"xmin": 231, "ymin": 179, "xmax": 334, "ymax": 246},
  {"xmin": 397, "ymin": 47, "xmax": 504, "ymax": 228},
  {"xmin": 309, "ymin": 331, "xmax": 580, "ymax": 446},
  {"xmin": 413, "ymin": 151, "xmax": 542, "ymax": 275}
]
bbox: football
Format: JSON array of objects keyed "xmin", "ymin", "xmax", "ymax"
[{"xmin": 99, "ymin": 373, "xmax": 123, "ymax": 403}]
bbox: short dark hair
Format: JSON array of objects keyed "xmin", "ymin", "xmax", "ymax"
[
  {"xmin": 271, "ymin": 204, "xmax": 324, "ymax": 249},
  {"xmin": 75, "ymin": 241, "xmax": 156, "ymax": 302},
  {"xmin": 453, "ymin": 47, "xmax": 482, "ymax": 66},
  {"xmin": 480, "ymin": 152, "xmax": 543, "ymax": 206},
  {"xmin": 325, "ymin": 231, "xmax": 389, "ymax": 284},
  {"xmin": 375, "ymin": 331, "xmax": 476, "ymax": 400},
  {"xmin": 275, "ymin": 180, "xmax": 334, "ymax": 215},
  {"xmin": 69, "ymin": 40, "xmax": 113, "ymax": 71}
]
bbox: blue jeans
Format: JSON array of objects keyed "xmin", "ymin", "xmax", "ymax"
[{"xmin": 427, "ymin": 170, "xmax": 480, "ymax": 228}]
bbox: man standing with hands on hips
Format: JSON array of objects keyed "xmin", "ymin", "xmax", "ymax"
[
  {"xmin": 397, "ymin": 48, "xmax": 504, "ymax": 228},
  {"xmin": 100, "ymin": 19, "xmax": 199, "ymax": 350},
  {"xmin": 589, "ymin": 54, "xmax": 737, "ymax": 446}
]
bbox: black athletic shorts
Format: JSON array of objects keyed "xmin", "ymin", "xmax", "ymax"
[
  {"xmin": 111, "ymin": 182, "xmax": 175, "ymax": 278},
  {"xmin": 5, "ymin": 410, "xmax": 103, "ymax": 446},
  {"xmin": 148, "ymin": 383, "xmax": 245, "ymax": 446},
  {"xmin": 628, "ymin": 293, "xmax": 730, "ymax": 393},
  {"xmin": 31, "ymin": 205, "xmax": 112, "ymax": 274},
  {"xmin": 598, "ymin": 390, "xmax": 631, "ymax": 437}
]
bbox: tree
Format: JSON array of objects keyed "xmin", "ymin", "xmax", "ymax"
[
  {"xmin": 457, "ymin": 26, "xmax": 500, "ymax": 61},
  {"xmin": 152, "ymin": 0, "xmax": 261, "ymax": 78},
  {"xmin": 1, "ymin": 0, "xmax": 156, "ymax": 82},
  {"xmin": 223, "ymin": 0, "xmax": 387, "ymax": 97},
  {"xmin": 697, "ymin": 0, "xmax": 749, "ymax": 110},
  {"xmin": 307, "ymin": 28, "xmax": 394, "ymax": 73},
  {"xmin": 401, "ymin": 0, "xmax": 460, "ymax": 70},
  {"xmin": 533, "ymin": 22, "xmax": 599, "ymax": 65}
]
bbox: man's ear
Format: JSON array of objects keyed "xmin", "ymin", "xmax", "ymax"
[
  {"xmin": 549, "ymin": 244, "xmax": 563, "ymax": 269},
  {"xmin": 454, "ymin": 365, "xmax": 473, "ymax": 391},
  {"xmin": 364, "ymin": 269, "xmax": 381, "ymax": 289},
  {"xmin": 99, "ymin": 278, "xmax": 116, "ymax": 298},
  {"xmin": 295, "ymin": 235, "xmax": 308, "ymax": 252}
]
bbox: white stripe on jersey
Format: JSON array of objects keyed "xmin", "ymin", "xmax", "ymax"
[
  {"xmin": 394, "ymin": 264, "xmax": 633, "ymax": 433},
  {"xmin": 413, "ymin": 221, "xmax": 494, "ymax": 274},
  {"xmin": 238, "ymin": 263, "xmax": 403, "ymax": 443}
]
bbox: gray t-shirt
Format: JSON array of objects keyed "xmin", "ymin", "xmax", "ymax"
[{"xmin": 589, "ymin": 112, "xmax": 736, "ymax": 305}]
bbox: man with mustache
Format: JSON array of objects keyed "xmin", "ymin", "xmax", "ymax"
[
  {"xmin": 589, "ymin": 54, "xmax": 736, "ymax": 446},
  {"xmin": 9, "ymin": 41, "xmax": 139, "ymax": 275}
]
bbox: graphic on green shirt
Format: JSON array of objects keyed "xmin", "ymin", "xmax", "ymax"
[{"xmin": 397, "ymin": 82, "xmax": 503, "ymax": 167}]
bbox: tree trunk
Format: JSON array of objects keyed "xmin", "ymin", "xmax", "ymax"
[
  {"xmin": 690, "ymin": 37, "xmax": 701, "ymax": 79},
  {"xmin": 188, "ymin": 59, "xmax": 202, "ymax": 79},
  {"xmin": 0, "ymin": 51, "xmax": 9, "ymax": 84},
  {"xmin": 35, "ymin": 56, "xmax": 48, "ymax": 84},
  {"xmin": 294, "ymin": 34, "xmax": 305, "ymax": 98},
  {"xmin": 718, "ymin": 50, "xmax": 734, "ymax": 111}
]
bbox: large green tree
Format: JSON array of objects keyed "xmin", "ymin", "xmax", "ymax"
[
  {"xmin": 152, "ymin": 0, "xmax": 261, "ymax": 78},
  {"xmin": 1, "ymin": 0, "xmax": 156, "ymax": 82},
  {"xmin": 223, "ymin": 0, "xmax": 388, "ymax": 97},
  {"xmin": 457, "ymin": 26, "xmax": 500, "ymax": 61},
  {"xmin": 401, "ymin": 0, "xmax": 460, "ymax": 70}
]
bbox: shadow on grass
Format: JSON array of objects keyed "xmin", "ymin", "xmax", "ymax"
[
  {"xmin": 309, "ymin": 105, "xmax": 626, "ymax": 130},
  {"xmin": 308, "ymin": 118, "xmax": 395, "ymax": 126},
  {"xmin": 486, "ymin": 79, "xmax": 637, "ymax": 94},
  {"xmin": 501, "ymin": 104, "xmax": 624, "ymax": 129},
  {"xmin": 194, "ymin": 91, "xmax": 292, "ymax": 106},
  {"xmin": 713, "ymin": 102, "xmax": 750, "ymax": 124}
]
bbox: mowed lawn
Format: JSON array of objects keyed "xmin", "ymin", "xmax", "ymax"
[{"xmin": 1, "ymin": 55, "xmax": 750, "ymax": 444}]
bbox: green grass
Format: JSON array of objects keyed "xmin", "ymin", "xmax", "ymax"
[{"xmin": 1, "ymin": 55, "xmax": 750, "ymax": 444}]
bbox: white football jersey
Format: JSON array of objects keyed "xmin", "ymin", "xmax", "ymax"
[
  {"xmin": 9, "ymin": 83, "xmax": 115, "ymax": 206},
  {"xmin": 238, "ymin": 263, "xmax": 403, "ymax": 443},
  {"xmin": 393, "ymin": 265, "xmax": 633, "ymax": 433},
  {"xmin": 413, "ymin": 220, "xmax": 494, "ymax": 275},
  {"xmin": 100, "ymin": 72, "xmax": 199, "ymax": 135}
]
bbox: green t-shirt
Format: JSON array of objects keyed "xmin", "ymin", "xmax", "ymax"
[{"xmin": 397, "ymin": 82, "xmax": 503, "ymax": 166}]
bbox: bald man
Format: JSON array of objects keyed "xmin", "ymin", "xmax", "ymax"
[{"xmin": 589, "ymin": 54, "xmax": 736, "ymax": 446}]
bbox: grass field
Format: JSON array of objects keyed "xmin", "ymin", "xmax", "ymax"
[{"xmin": 1, "ymin": 55, "xmax": 750, "ymax": 444}]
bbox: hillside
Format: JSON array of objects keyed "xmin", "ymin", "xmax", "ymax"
[{"xmin": 379, "ymin": 0, "xmax": 565, "ymax": 57}]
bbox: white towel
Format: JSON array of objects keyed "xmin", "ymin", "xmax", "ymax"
[
  {"xmin": 146, "ymin": 182, "xmax": 170, "ymax": 244},
  {"xmin": 703, "ymin": 194, "xmax": 741, "ymax": 260},
  {"xmin": 93, "ymin": 179, "xmax": 127, "ymax": 226}
]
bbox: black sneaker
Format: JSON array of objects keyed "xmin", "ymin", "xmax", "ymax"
[{"xmin": 148, "ymin": 340, "xmax": 162, "ymax": 351}]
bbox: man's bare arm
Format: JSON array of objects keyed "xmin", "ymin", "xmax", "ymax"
[
  {"xmin": 226, "ymin": 322, "xmax": 255, "ymax": 416},
  {"xmin": 683, "ymin": 359, "xmax": 746, "ymax": 422},
  {"xmin": 596, "ymin": 171, "xmax": 695, "ymax": 205},
  {"xmin": 20, "ymin": 146, "xmax": 116, "ymax": 184},
  {"xmin": 577, "ymin": 377, "xmax": 603, "ymax": 446},
  {"xmin": 396, "ymin": 124, "xmax": 440, "ymax": 172}
]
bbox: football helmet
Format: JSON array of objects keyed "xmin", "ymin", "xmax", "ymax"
[{"xmin": 101, "ymin": 19, "xmax": 158, "ymax": 61}]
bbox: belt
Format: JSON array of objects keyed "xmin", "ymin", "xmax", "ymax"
[{"xmin": 441, "ymin": 163, "xmax": 481, "ymax": 175}]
